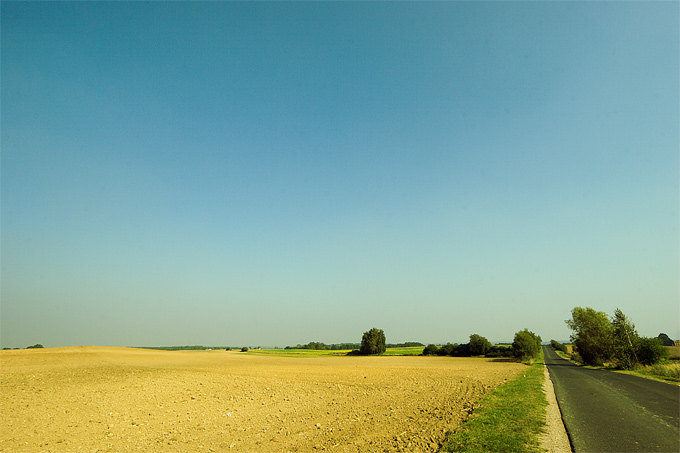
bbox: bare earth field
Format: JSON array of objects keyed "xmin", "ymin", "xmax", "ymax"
[{"xmin": 1, "ymin": 347, "xmax": 525, "ymax": 452}]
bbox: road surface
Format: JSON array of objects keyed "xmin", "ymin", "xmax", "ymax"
[{"xmin": 543, "ymin": 345, "xmax": 679, "ymax": 452}]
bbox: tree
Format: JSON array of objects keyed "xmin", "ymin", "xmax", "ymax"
[
  {"xmin": 550, "ymin": 340, "xmax": 568, "ymax": 353},
  {"xmin": 636, "ymin": 337, "xmax": 669, "ymax": 366},
  {"xmin": 468, "ymin": 334, "xmax": 492, "ymax": 356},
  {"xmin": 657, "ymin": 333, "xmax": 674, "ymax": 346},
  {"xmin": 611, "ymin": 308, "xmax": 639, "ymax": 369},
  {"xmin": 422, "ymin": 344, "xmax": 439, "ymax": 355},
  {"xmin": 26, "ymin": 344, "xmax": 44, "ymax": 349},
  {"xmin": 566, "ymin": 307, "xmax": 613, "ymax": 366},
  {"xmin": 360, "ymin": 328, "xmax": 386, "ymax": 355},
  {"xmin": 512, "ymin": 329, "xmax": 541, "ymax": 362}
]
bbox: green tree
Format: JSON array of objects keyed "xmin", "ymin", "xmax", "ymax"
[
  {"xmin": 422, "ymin": 344, "xmax": 439, "ymax": 355},
  {"xmin": 512, "ymin": 329, "xmax": 541, "ymax": 362},
  {"xmin": 611, "ymin": 308, "xmax": 639, "ymax": 369},
  {"xmin": 566, "ymin": 307, "xmax": 613, "ymax": 366},
  {"xmin": 636, "ymin": 337, "xmax": 669, "ymax": 365},
  {"xmin": 550, "ymin": 340, "xmax": 568, "ymax": 353},
  {"xmin": 468, "ymin": 334, "xmax": 492, "ymax": 356},
  {"xmin": 657, "ymin": 333, "xmax": 674, "ymax": 346},
  {"xmin": 360, "ymin": 328, "xmax": 386, "ymax": 355},
  {"xmin": 26, "ymin": 344, "xmax": 44, "ymax": 349}
]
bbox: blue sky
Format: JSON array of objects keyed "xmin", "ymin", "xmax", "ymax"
[{"xmin": 2, "ymin": 1, "xmax": 678, "ymax": 348}]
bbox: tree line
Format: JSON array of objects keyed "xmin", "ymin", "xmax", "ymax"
[
  {"xmin": 422, "ymin": 329, "xmax": 542, "ymax": 362},
  {"xmin": 286, "ymin": 339, "xmax": 423, "ymax": 351},
  {"xmin": 564, "ymin": 306, "xmax": 671, "ymax": 368}
]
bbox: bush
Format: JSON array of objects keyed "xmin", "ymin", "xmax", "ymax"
[
  {"xmin": 469, "ymin": 334, "xmax": 492, "ymax": 356},
  {"xmin": 571, "ymin": 351, "xmax": 583, "ymax": 364},
  {"xmin": 241, "ymin": 347, "xmax": 248, "ymax": 352},
  {"xmin": 26, "ymin": 344, "xmax": 44, "ymax": 349},
  {"xmin": 422, "ymin": 344, "xmax": 439, "ymax": 355},
  {"xmin": 636, "ymin": 337, "xmax": 669, "ymax": 366},
  {"xmin": 550, "ymin": 340, "xmax": 568, "ymax": 353},
  {"xmin": 485, "ymin": 345, "xmax": 514, "ymax": 358},
  {"xmin": 451, "ymin": 342, "xmax": 471, "ymax": 357},
  {"xmin": 360, "ymin": 328, "xmax": 386, "ymax": 355},
  {"xmin": 512, "ymin": 329, "xmax": 541, "ymax": 362},
  {"xmin": 439, "ymin": 343, "xmax": 457, "ymax": 356}
]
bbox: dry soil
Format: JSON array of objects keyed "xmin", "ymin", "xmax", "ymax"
[{"xmin": 1, "ymin": 347, "xmax": 525, "ymax": 452}]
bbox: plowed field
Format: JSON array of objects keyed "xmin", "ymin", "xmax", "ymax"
[{"xmin": 1, "ymin": 347, "xmax": 524, "ymax": 452}]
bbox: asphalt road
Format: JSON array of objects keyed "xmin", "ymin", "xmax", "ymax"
[{"xmin": 543, "ymin": 345, "xmax": 680, "ymax": 452}]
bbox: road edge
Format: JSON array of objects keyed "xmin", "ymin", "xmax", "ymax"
[{"xmin": 539, "ymin": 365, "xmax": 572, "ymax": 453}]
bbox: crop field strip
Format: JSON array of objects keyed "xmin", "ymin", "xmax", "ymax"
[{"xmin": 1, "ymin": 346, "xmax": 525, "ymax": 452}]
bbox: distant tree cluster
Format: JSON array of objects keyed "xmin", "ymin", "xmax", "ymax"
[
  {"xmin": 550, "ymin": 340, "xmax": 568, "ymax": 353},
  {"xmin": 422, "ymin": 331, "xmax": 541, "ymax": 362},
  {"xmin": 656, "ymin": 333, "xmax": 675, "ymax": 346},
  {"xmin": 285, "ymin": 342, "xmax": 361, "ymax": 350},
  {"xmin": 423, "ymin": 334, "xmax": 512, "ymax": 359},
  {"xmin": 26, "ymin": 344, "xmax": 44, "ymax": 349},
  {"xmin": 389, "ymin": 342, "xmax": 425, "ymax": 348},
  {"xmin": 360, "ymin": 328, "xmax": 386, "ymax": 355},
  {"xmin": 285, "ymin": 339, "xmax": 422, "ymax": 351},
  {"xmin": 566, "ymin": 307, "xmax": 669, "ymax": 368}
]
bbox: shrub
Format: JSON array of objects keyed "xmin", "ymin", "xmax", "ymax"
[
  {"xmin": 636, "ymin": 337, "xmax": 669, "ymax": 366},
  {"xmin": 360, "ymin": 328, "xmax": 386, "ymax": 355},
  {"xmin": 241, "ymin": 347, "xmax": 248, "ymax": 352},
  {"xmin": 422, "ymin": 344, "xmax": 439, "ymax": 355},
  {"xmin": 485, "ymin": 345, "xmax": 514, "ymax": 358},
  {"xmin": 550, "ymin": 340, "xmax": 567, "ymax": 353},
  {"xmin": 469, "ymin": 334, "xmax": 492, "ymax": 356},
  {"xmin": 512, "ymin": 329, "xmax": 541, "ymax": 362},
  {"xmin": 452, "ymin": 342, "xmax": 471, "ymax": 357},
  {"xmin": 439, "ymin": 343, "xmax": 457, "ymax": 356},
  {"xmin": 26, "ymin": 344, "xmax": 44, "ymax": 349}
]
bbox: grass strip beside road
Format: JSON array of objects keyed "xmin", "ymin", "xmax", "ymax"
[{"xmin": 441, "ymin": 352, "xmax": 547, "ymax": 452}]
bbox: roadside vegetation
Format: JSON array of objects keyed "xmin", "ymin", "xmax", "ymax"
[
  {"xmin": 440, "ymin": 348, "xmax": 547, "ymax": 452},
  {"xmin": 554, "ymin": 310, "xmax": 679, "ymax": 384},
  {"xmin": 565, "ymin": 307, "xmax": 670, "ymax": 368},
  {"xmin": 423, "ymin": 330, "xmax": 542, "ymax": 364},
  {"xmin": 550, "ymin": 339, "xmax": 679, "ymax": 384}
]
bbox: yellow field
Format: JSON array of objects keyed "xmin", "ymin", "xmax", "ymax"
[
  {"xmin": 1, "ymin": 347, "xmax": 525, "ymax": 452},
  {"xmin": 664, "ymin": 346, "xmax": 680, "ymax": 359}
]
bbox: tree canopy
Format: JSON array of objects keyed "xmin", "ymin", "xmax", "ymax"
[
  {"xmin": 566, "ymin": 307, "xmax": 613, "ymax": 366},
  {"xmin": 566, "ymin": 307, "xmax": 669, "ymax": 368},
  {"xmin": 360, "ymin": 328, "xmax": 386, "ymax": 355}
]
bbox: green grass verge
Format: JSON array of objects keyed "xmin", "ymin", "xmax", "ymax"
[
  {"xmin": 612, "ymin": 362, "xmax": 680, "ymax": 385},
  {"xmin": 440, "ymin": 351, "xmax": 547, "ymax": 452}
]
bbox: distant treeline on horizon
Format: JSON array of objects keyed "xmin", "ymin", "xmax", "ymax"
[
  {"xmin": 133, "ymin": 342, "xmax": 425, "ymax": 352},
  {"xmin": 286, "ymin": 341, "xmax": 424, "ymax": 351}
]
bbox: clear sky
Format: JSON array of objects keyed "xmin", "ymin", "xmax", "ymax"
[{"xmin": 2, "ymin": 1, "xmax": 678, "ymax": 349}]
